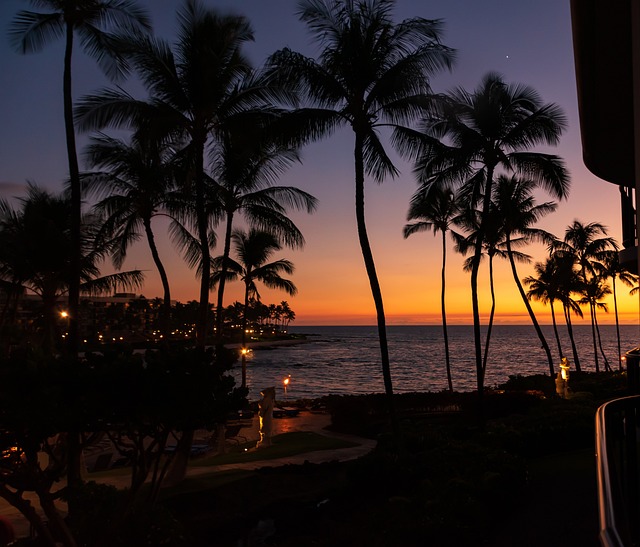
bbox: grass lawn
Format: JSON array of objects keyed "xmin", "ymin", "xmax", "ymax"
[{"xmin": 191, "ymin": 431, "xmax": 358, "ymax": 466}]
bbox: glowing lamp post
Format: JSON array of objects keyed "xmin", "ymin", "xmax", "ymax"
[
  {"xmin": 556, "ymin": 357, "xmax": 570, "ymax": 399},
  {"xmin": 283, "ymin": 375, "xmax": 291, "ymax": 398},
  {"xmin": 241, "ymin": 348, "xmax": 249, "ymax": 389},
  {"xmin": 560, "ymin": 358, "xmax": 570, "ymax": 382},
  {"xmin": 60, "ymin": 311, "xmax": 69, "ymax": 340}
]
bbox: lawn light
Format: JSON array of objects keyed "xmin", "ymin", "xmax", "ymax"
[
  {"xmin": 556, "ymin": 357, "xmax": 570, "ymax": 399},
  {"xmin": 283, "ymin": 375, "xmax": 291, "ymax": 396},
  {"xmin": 560, "ymin": 357, "xmax": 570, "ymax": 382},
  {"xmin": 241, "ymin": 348, "xmax": 249, "ymax": 388}
]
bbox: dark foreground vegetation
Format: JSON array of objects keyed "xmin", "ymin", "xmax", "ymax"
[
  {"xmin": 1, "ymin": 356, "xmax": 626, "ymax": 546},
  {"xmin": 158, "ymin": 372, "xmax": 624, "ymax": 547}
]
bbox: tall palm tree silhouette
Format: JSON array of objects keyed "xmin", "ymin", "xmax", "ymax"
[
  {"xmin": 10, "ymin": 0, "xmax": 150, "ymax": 355},
  {"xmin": 452, "ymin": 205, "xmax": 513, "ymax": 384},
  {"xmin": 397, "ymin": 73, "xmax": 569, "ymax": 394},
  {"xmin": 601, "ymin": 250, "xmax": 637, "ymax": 370},
  {"xmin": 492, "ymin": 175, "xmax": 558, "ymax": 375},
  {"xmin": 269, "ymin": 0, "xmax": 454, "ymax": 438},
  {"xmin": 525, "ymin": 257, "xmax": 568, "ymax": 365},
  {"xmin": 83, "ymin": 130, "xmax": 182, "ymax": 336},
  {"xmin": 404, "ymin": 186, "xmax": 458, "ymax": 392},
  {"xmin": 554, "ymin": 221, "xmax": 616, "ymax": 372},
  {"xmin": 0, "ymin": 185, "xmax": 144, "ymax": 352},
  {"xmin": 578, "ymin": 276, "xmax": 612, "ymax": 372},
  {"xmin": 212, "ymin": 229, "xmax": 297, "ymax": 389},
  {"xmin": 76, "ymin": 0, "xmax": 289, "ymax": 347},
  {"xmin": 209, "ymin": 129, "xmax": 316, "ymax": 342}
]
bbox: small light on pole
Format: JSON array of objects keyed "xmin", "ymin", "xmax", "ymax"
[
  {"xmin": 240, "ymin": 348, "xmax": 249, "ymax": 389},
  {"xmin": 60, "ymin": 311, "xmax": 69, "ymax": 339},
  {"xmin": 283, "ymin": 375, "xmax": 291, "ymax": 397}
]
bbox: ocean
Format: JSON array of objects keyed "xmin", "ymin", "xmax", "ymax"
[{"xmin": 230, "ymin": 324, "xmax": 640, "ymax": 401}]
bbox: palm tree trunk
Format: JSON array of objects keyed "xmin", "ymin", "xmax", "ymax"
[
  {"xmin": 593, "ymin": 304, "xmax": 611, "ymax": 371},
  {"xmin": 143, "ymin": 216, "xmax": 171, "ymax": 336},
  {"xmin": 215, "ymin": 211, "xmax": 234, "ymax": 342},
  {"xmin": 168, "ymin": 135, "xmax": 209, "ymax": 485},
  {"xmin": 471, "ymin": 165, "xmax": 496, "ymax": 396},
  {"xmin": 506, "ymin": 237, "xmax": 555, "ymax": 376},
  {"xmin": 441, "ymin": 230, "xmax": 453, "ymax": 392},
  {"xmin": 550, "ymin": 301, "xmax": 564, "ymax": 359},
  {"xmin": 42, "ymin": 292, "xmax": 60, "ymax": 354},
  {"xmin": 482, "ymin": 254, "xmax": 497, "ymax": 377},
  {"xmin": 63, "ymin": 24, "xmax": 81, "ymax": 358},
  {"xmin": 563, "ymin": 303, "xmax": 582, "ymax": 372},
  {"xmin": 60, "ymin": 26, "xmax": 85, "ymax": 511},
  {"xmin": 589, "ymin": 301, "xmax": 600, "ymax": 372},
  {"xmin": 194, "ymin": 136, "xmax": 210, "ymax": 348},
  {"xmin": 354, "ymin": 130, "xmax": 398, "ymax": 441},
  {"xmin": 612, "ymin": 277, "xmax": 623, "ymax": 370}
]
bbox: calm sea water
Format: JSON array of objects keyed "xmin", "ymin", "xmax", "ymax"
[{"xmin": 232, "ymin": 324, "xmax": 640, "ymax": 401}]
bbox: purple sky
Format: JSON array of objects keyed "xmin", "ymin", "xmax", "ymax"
[{"xmin": 0, "ymin": 0, "xmax": 631, "ymax": 325}]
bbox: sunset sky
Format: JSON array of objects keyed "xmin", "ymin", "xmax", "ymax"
[{"xmin": 1, "ymin": 0, "xmax": 637, "ymax": 326}]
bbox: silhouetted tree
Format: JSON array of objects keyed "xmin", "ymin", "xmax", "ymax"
[
  {"xmin": 269, "ymin": 0, "xmax": 453, "ymax": 439},
  {"xmin": 10, "ymin": 0, "xmax": 150, "ymax": 357},
  {"xmin": 602, "ymin": 250, "xmax": 637, "ymax": 369},
  {"xmin": 397, "ymin": 73, "xmax": 569, "ymax": 393},
  {"xmin": 212, "ymin": 229, "xmax": 297, "ymax": 388},
  {"xmin": 553, "ymin": 221, "xmax": 616, "ymax": 372},
  {"xmin": 404, "ymin": 186, "xmax": 458, "ymax": 392},
  {"xmin": 83, "ymin": 130, "xmax": 183, "ymax": 336},
  {"xmin": 492, "ymin": 175, "xmax": 557, "ymax": 375}
]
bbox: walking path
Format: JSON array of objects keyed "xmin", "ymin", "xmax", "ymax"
[{"xmin": 0, "ymin": 411, "xmax": 376, "ymax": 540}]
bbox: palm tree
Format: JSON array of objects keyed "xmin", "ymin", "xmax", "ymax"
[
  {"xmin": 602, "ymin": 250, "xmax": 637, "ymax": 370},
  {"xmin": 404, "ymin": 186, "xmax": 458, "ymax": 392},
  {"xmin": 524, "ymin": 257, "xmax": 566, "ymax": 363},
  {"xmin": 538, "ymin": 250, "xmax": 584, "ymax": 371},
  {"xmin": 396, "ymin": 72, "xmax": 569, "ymax": 395},
  {"xmin": 280, "ymin": 301, "xmax": 296, "ymax": 331},
  {"xmin": 75, "ymin": 0, "xmax": 289, "ymax": 348},
  {"xmin": 212, "ymin": 229, "xmax": 297, "ymax": 388},
  {"xmin": 10, "ymin": 0, "xmax": 150, "ymax": 356},
  {"xmin": 0, "ymin": 185, "xmax": 144, "ymax": 353},
  {"xmin": 554, "ymin": 221, "xmax": 617, "ymax": 372},
  {"xmin": 209, "ymin": 129, "xmax": 317, "ymax": 341},
  {"xmin": 269, "ymin": 0, "xmax": 454, "ymax": 437},
  {"xmin": 555, "ymin": 221, "xmax": 616, "ymax": 278},
  {"xmin": 83, "ymin": 130, "xmax": 182, "ymax": 336},
  {"xmin": 452, "ymin": 205, "xmax": 512, "ymax": 384},
  {"xmin": 492, "ymin": 175, "xmax": 558, "ymax": 375},
  {"xmin": 578, "ymin": 276, "xmax": 612, "ymax": 372}
]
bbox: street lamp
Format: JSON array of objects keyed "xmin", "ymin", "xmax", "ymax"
[
  {"xmin": 60, "ymin": 310, "xmax": 69, "ymax": 339},
  {"xmin": 283, "ymin": 375, "xmax": 291, "ymax": 398},
  {"xmin": 241, "ymin": 348, "xmax": 250, "ymax": 389}
]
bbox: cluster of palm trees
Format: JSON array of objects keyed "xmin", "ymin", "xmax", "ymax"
[
  {"xmin": 526, "ymin": 221, "xmax": 636, "ymax": 375},
  {"xmin": 224, "ymin": 299, "xmax": 296, "ymax": 333},
  {"xmin": 400, "ymin": 72, "xmax": 571, "ymax": 396},
  {"xmin": 8, "ymin": 0, "xmax": 318, "ymax": 356},
  {"xmin": 8, "ymin": 0, "xmax": 636, "ymax": 428},
  {"xmin": 0, "ymin": 185, "xmax": 145, "ymax": 354},
  {"xmin": 406, "ymin": 174, "xmax": 636, "ymax": 392}
]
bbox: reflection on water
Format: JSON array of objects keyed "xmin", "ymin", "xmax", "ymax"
[{"xmin": 230, "ymin": 324, "xmax": 640, "ymax": 401}]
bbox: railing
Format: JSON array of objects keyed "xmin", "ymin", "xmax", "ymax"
[{"xmin": 595, "ymin": 395, "xmax": 640, "ymax": 547}]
